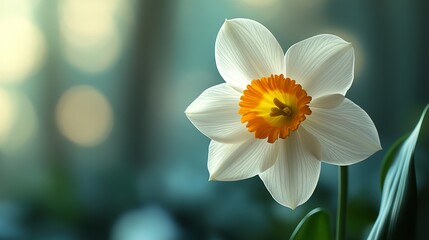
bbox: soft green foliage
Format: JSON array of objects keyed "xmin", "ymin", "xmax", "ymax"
[
  {"xmin": 379, "ymin": 133, "xmax": 409, "ymax": 189},
  {"xmin": 290, "ymin": 208, "xmax": 332, "ymax": 240},
  {"xmin": 368, "ymin": 105, "xmax": 428, "ymax": 240}
]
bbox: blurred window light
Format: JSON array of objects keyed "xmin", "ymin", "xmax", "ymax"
[
  {"xmin": 0, "ymin": 89, "xmax": 38, "ymax": 152},
  {"xmin": 56, "ymin": 85, "xmax": 113, "ymax": 147},
  {"xmin": 0, "ymin": 15, "xmax": 45, "ymax": 84},
  {"xmin": 58, "ymin": 0, "xmax": 125, "ymax": 73}
]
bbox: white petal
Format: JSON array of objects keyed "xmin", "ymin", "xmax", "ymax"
[
  {"xmin": 310, "ymin": 94, "xmax": 345, "ymax": 109},
  {"xmin": 185, "ymin": 83, "xmax": 249, "ymax": 143},
  {"xmin": 215, "ymin": 18, "xmax": 284, "ymax": 92},
  {"xmin": 208, "ymin": 139, "xmax": 278, "ymax": 181},
  {"xmin": 285, "ymin": 34, "xmax": 354, "ymax": 99},
  {"xmin": 259, "ymin": 130, "xmax": 321, "ymax": 209},
  {"xmin": 302, "ymin": 96, "xmax": 381, "ymax": 165}
]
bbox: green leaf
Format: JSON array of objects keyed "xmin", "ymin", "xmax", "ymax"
[
  {"xmin": 379, "ymin": 133, "xmax": 409, "ymax": 190},
  {"xmin": 368, "ymin": 105, "xmax": 428, "ymax": 240},
  {"xmin": 290, "ymin": 208, "xmax": 332, "ymax": 240}
]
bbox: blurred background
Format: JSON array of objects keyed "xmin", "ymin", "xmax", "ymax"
[{"xmin": 0, "ymin": 0, "xmax": 428, "ymax": 239}]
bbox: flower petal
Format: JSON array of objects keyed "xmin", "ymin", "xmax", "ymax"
[
  {"xmin": 185, "ymin": 83, "xmax": 249, "ymax": 143},
  {"xmin": 259, "ymin": 129, "xmax": 321, "ymax": 209},
  {"xmin": 302, "ymin": 96, "xmax": 381, "ymax": 165},
  {"xmin": 285, "ymin": 34, "xmax": 354, "ymax": 99},
  {"xmin": 310, "ymin": 94, "xmax": 345, "ymax": 109},
  {"xmin": 208, "ymin": 139, "xmax": 278, "ymax": 181},
  {"xmin": 215, "ymin": 18, "xmax": 284, "ymax": 92}
]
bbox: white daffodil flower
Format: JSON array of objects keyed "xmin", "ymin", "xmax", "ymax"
[{"xmin": 185, "ymin": 18, "xmax": 381, "ymax": 209}]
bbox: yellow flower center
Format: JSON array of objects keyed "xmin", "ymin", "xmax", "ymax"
[{"xmin": 239, "ymin": 74, "xmax": 312, "ymax": 143}]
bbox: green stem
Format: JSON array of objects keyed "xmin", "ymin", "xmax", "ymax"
[{"xmin": 336, "ymin": 166, "xmax": 348, "ymax": 240}]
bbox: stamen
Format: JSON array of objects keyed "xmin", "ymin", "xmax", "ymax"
[
  {"xmin": 273, "ymin": 97, "xmax": 286, "ymax": 109},
  {"xmin": 282, "ymin": 106, "xmax": 292, "ymax": 116},
  {"xmin": 270, "ymin": 108, "xmax": 284, "ymax": 117},
  {"xmin": 270, "ymin": 98, "xmax": 292, "ymax": 117}
]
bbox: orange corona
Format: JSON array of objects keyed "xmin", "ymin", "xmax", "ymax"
[{"xmin": 239, "ymin": 74, "xmax": 312, "ymax": 143}]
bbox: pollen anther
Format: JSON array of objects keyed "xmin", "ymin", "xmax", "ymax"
[{"xmin": 270, "ymin": 98, "xmax": 292, "ymax": 117}]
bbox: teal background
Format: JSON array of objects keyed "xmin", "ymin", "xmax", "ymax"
[{"xmin": 0, "ymin": 0, "xmax": 428, "ymax": 239}]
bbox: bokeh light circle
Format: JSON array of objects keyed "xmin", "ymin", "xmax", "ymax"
[
  {"xmin": 59, "ymin": 0, "xmax": 123, "ymax": 73},
  {"xmin": 0, "ymin": 15, "xmax": 45, "ymax": 83},
  {"xmin": 56, "ymin": 85, "xmax": 113, "ymax": 147}
]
